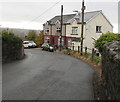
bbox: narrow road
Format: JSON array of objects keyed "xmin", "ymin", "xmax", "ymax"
[{"xmin": 3, "ymin": 49, "xmax": 94, "ymax": 100}]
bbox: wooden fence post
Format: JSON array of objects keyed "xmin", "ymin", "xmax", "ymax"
[
  {"xmin": 92, "ymin": 48, "xmax": 95, "ymax": 61},
  {"xmin": 73, "ymin": 45, "xmax": 74, "ymax": 51},
  {"xmin": 78, "ymin": 46, "xmax": 80, "ymax": 53},
  {"xmin": 85, "ymin": 47, "xmax": 87, "ymax": 55}
]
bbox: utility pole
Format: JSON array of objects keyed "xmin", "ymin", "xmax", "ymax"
[
  {"xmin": 80, "ymin": 0, "xmax": 85, "ymax": 55},
  {"xmin": 60, "ymin": 5, "xmax": 63, "ymax": 51},
  {"xmin": 50, "ymin": 24, "xmax": 52, "ymax": 44}
]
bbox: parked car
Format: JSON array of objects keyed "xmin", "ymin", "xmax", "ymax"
[
  {"xmin": 41, "ymin": 43, "xmax": 54, "ymax": 52},
  {"xmin": 23, "ymin": 41, "xmax": 37, "ymax": 48},
  {"xmin": 29, "ymin": 41, "xmax": 37, "ymax": 48}
]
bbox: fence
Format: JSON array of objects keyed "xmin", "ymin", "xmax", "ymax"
[{"xmin": 63, "ymin": 45, "xmax": 100, "ymax": 58}]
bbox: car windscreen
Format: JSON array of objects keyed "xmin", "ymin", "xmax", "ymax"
[
  {"xmin": 23, "ymin": 42, "xmax": 29, "ymax": 44},
  {"xmin": 29, "ymin": 41, "xmax": 34, "ymax": 43}
]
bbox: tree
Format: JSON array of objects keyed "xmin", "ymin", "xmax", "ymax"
[
  {"xmin": 35, "ymin": 30, "xmax": 44, "ymax": 46},
  {"xmin": 26, "ymin": 30, "xmax": 36, "ymax": 41},
  {"xmin": 95, "ymin": 32, "xmax": 120, "ymax": 53}
]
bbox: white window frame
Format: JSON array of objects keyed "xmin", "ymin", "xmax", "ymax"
[
  {"xmin": 72, "ymin": 27, "xmax": 78, "ymax": 35},
  {"xmin": 56, "ymin": 28, "xmax": 61, "ymax": 34},
  {"xmin": 45, "ymin": 28, "xmax": 49, "ymax": 34},
  {"xmin": 96, "ymin": 26, "xmax": 102, "ymax": 33}
]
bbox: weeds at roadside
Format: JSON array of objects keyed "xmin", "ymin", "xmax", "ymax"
[{"xmin": 61, "ymin": 49, "xmax": 101, "ymax": 65}]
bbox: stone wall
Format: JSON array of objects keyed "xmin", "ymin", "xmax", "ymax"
[
  {"xmin": 102, "ymin": 41, "xmax": 120, "ymax": 100},
  {"xmin": 2, "ymin": 40, "xmax": 24, "ymax": 63}
]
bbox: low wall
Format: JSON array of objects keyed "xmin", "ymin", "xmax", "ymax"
[
  {"xmin": 2, "ymin": 40, "xmax": 24, "ymax": 63},
  {"xmin": 102, "ymin": 41, "xmax": 120, "ymax": 100}
]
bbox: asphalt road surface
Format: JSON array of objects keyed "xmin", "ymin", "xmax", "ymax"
[{"xmin": 3, "ymin": 49, "xmax": 95, "ymax": 100}]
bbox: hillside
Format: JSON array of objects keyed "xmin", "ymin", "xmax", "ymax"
[{"xmin": 0, "ymin": 27, "xmax": 41, "ymax": 40}]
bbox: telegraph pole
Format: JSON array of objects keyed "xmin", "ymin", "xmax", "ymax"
[
  {"xmin": 60, "ymin": 5, "xmax": 63, "ymax": 51},
  {"xmin": 80, "ymin": 0, "xmax": 85, "ymax": 55}
]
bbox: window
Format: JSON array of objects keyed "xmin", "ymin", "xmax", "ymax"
[
  {"xmin": 45, "ymin": 28, "xmax": 49, "ymax": 34},
  {"xmin": 56, "ymin": 28, "xmax": 61, "ymax": 33},
  {"xmin": 72, "ymin": 27, "xmax": 78, "ymax": 35},
  {"xmin": 96, "ymin": 26, "xmax": 102, "ymax": 33}
]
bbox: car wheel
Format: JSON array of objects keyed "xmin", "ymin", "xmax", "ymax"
[
  {"xmin": 48, "ymin": 49, "xmax": 50, "ymax": 52},
  {"xmin": 51, "ymin": 49, "xmax": 53, "ymax": 52}
]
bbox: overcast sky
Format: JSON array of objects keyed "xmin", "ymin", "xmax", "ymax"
[{"xmin": 0, "ymin": 0, "xmax": 119, "ymax": 33}]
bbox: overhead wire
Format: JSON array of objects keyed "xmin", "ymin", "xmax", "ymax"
[{"xmin": 25, "ymin": 0, "xmax": 62, "ymax": 26}]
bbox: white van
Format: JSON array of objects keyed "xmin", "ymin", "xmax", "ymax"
[{"xmin": 23, "ymin": 41, "xmax": 37, "ymax": 48}]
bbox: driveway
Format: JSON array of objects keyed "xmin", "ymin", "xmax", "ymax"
[{"xmin": 3, "ymin": 49, "xmax": 94, "ymax": 100}]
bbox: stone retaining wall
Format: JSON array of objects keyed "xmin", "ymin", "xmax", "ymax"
[{"xmin": 102, "ymin": 41, "xmax": 120, "ymax": 100}]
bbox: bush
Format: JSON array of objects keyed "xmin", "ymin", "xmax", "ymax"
[
  {"xmin": 1, "ymin": 30, "xmax": 23, "ymax": 44},
  {"xmin": 95, "ymin": 32, "xmax": 120, "ymax": 53},
  {"xmin": 1, "ymin": 30, "xmax": 24, "ymax": 63}
]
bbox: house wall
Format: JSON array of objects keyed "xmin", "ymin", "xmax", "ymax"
[
  {"xmin": 66, "ymin": 20, "xmax": 86, "ymax": 38},
  {"xmin": 66, "ymin": 19, "xmax": 86, "ymax": 49},
  {"xmin": 43, "ymin": 24, "xmax": 51, "ymax": 35},
  {"xmin": 44, "ymin": 23, "xmax": 71, "ymax": 46},
  {"xmin": 51, "ymin": 23, "xmax": 66, "ymax": 36},
  {"xmin": 84, "ymin": 12, "xmax": 113, "ymax": 50},
  {"xmin": 44, "ymin": 23, "xmax": 66, "ymax": 36}
]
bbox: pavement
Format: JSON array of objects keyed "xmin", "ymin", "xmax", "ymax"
[{"xmin": 2, "ymin": 49, "xmax": 95, "ymax": 100}]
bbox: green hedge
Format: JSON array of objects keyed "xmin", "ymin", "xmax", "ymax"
[
  {"xmin": 1, "ymin": 30, "xmax": 22, "ymax": 44},
  {"xmin": 1, "ymin": 30, "xmax": 24, "ymax": 63},
  {"xmin": 95, "ymin": 32, "xmax": 120, "ymax": 53}
]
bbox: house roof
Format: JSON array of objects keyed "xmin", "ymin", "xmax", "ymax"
[
  {"xmin": 48, "ymin": 14, "xmax": 76, "ymax": 24},
  {"xmin": 45, "ymin": 10, "xmax": 102, "ymax": 25}
]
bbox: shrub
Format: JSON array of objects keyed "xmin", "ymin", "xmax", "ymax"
[
  {"xmin": 1, "ymin": 30, "xmax": 23, "ymax": 63},
  {"xmin": 95, "ymin": 32, "xmax": 120, "ymax": 53},
  {"xmin": 1, "ymin": 30, "xmax": 23, "ymax": 44}
]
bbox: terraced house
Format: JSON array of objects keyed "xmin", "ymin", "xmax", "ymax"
[{"xmin": 43, "ymin": 10, "xmax": 113, "ymax": 51}]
